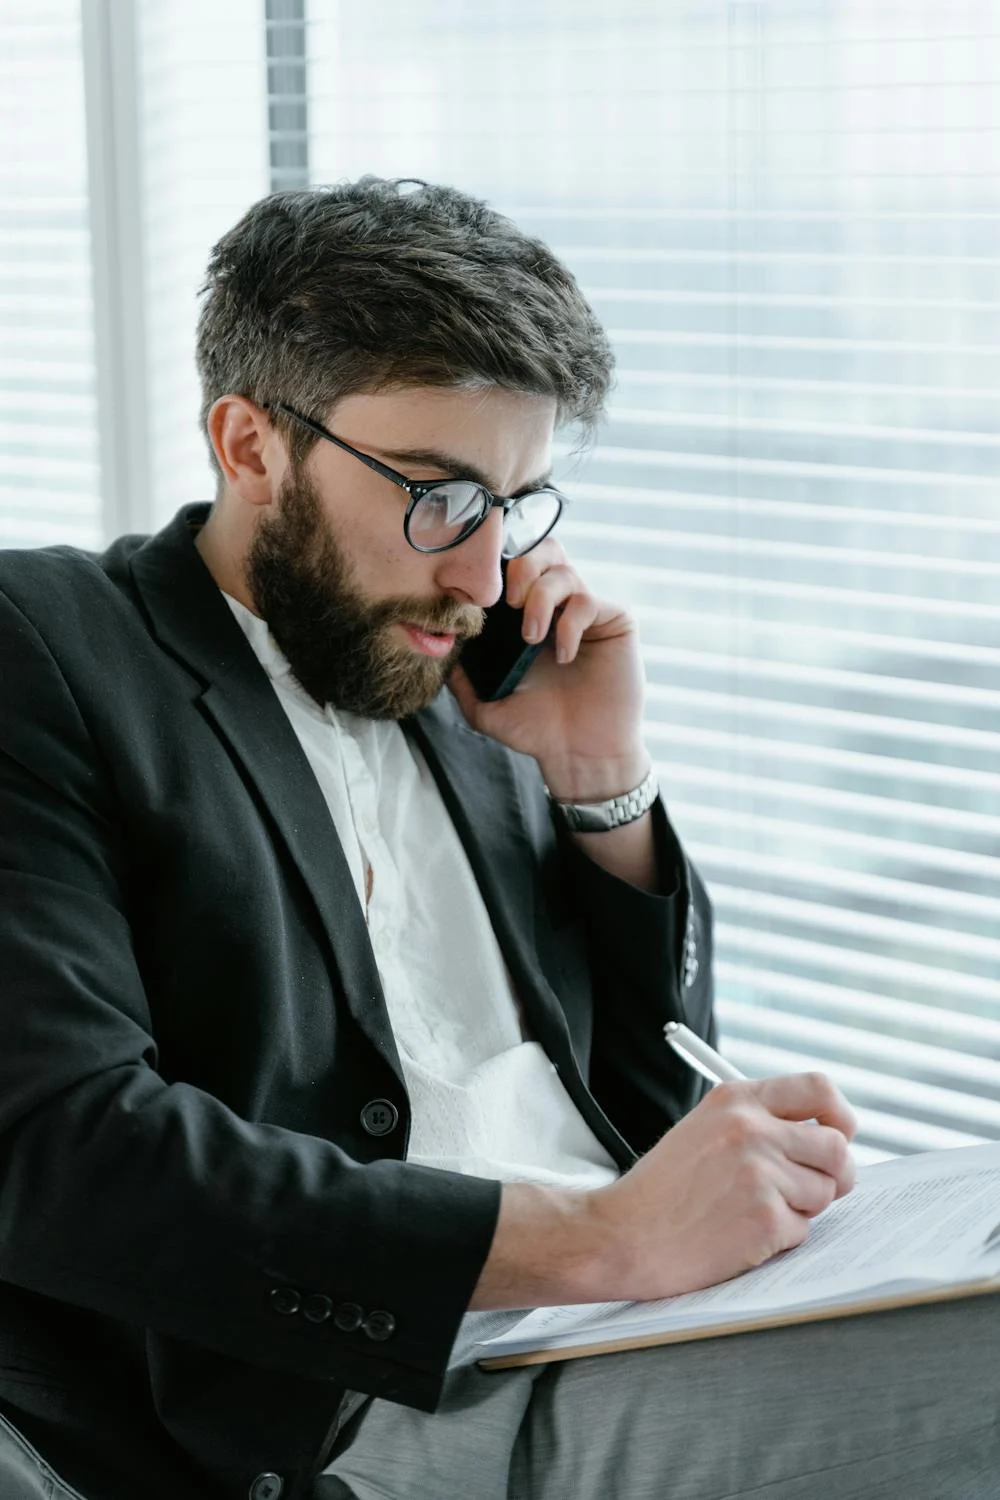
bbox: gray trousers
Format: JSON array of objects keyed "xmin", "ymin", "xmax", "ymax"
[
  {"xmin": 317, "ymin": 1296, "xmax": 1000, "ymax": 1499},
  {"xmin": 0, "ymin": 1410, "xmax": 89, "ymax": 1500}
]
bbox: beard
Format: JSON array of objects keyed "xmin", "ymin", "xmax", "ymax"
[{"xmin": 246, "ymin": 466, "xmax": 483, "ymax": 719}]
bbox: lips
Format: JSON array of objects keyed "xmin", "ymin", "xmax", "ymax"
[{"xmin": 400, "ymin": 623, "xmax": 459, "ymax": 658}]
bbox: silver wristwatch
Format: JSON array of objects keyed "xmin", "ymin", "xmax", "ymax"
[{"xmin": 551, "ymin": 768, "xmax": 659, "ymax": 833}]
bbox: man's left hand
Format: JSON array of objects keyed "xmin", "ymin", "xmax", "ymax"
[{"xmin": 448, "ymin": 540, "xmax": 650, "ymax": 802}]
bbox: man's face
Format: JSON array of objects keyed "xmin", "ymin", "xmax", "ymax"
[{"xmin": 246, "ymin": 385, "xmax": 557, "ymax": 719}]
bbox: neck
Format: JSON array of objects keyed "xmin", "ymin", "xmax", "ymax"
[{"xmin": 195, "ymin": 500, "xmax": 259, "ymax": 614}]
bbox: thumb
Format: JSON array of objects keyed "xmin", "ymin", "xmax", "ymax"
[{"xmin": 447, "ymin": 663, "xmax": 490, "ymax": 730}]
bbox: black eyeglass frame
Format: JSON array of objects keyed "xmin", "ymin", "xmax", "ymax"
[{"xmin": 267, "ymin": 401, "xmax": 568, "ymax": 558}]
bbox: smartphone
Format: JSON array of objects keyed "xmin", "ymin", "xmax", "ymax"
[{"xmin": 461, "ymin": 594, "xmax": 548, "ymax": 701}]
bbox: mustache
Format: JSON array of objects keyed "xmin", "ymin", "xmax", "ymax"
[{"xmin": 372, "ymin": 598, "xmax": 485, "ymax": 639}]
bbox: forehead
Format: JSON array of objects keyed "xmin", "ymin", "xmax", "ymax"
[{"xmin": 324, "ymin": 385, "xmax": 557, "ymax": 492}]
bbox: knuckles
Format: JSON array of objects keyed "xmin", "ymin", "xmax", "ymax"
[
  {"xmin": 734, "ymin": 1155, "xmax": 774, "ymax": 1201},
  {"xmin": 705, "ymin": 1085, "xmax": 770, "ymax": 1152},
  {"xmin": 746, "ymin": 1193, "xmax": 789, "ymax": 1258}
]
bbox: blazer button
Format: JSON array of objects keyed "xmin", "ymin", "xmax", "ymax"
[
  {"xmin": 249, "ymin": 1474, "xmax": 283, "ymax": 1500},
  {"xmin": 268, "ymin": 1287, "xmax": 300, "ymax": 1316},
  {"xmin": 360, "ymin": 1099, "xmax": 399, "ymax": 1137},
  {"xmin": 362, "ymin": 1309, "xmax": 396, "ymax": 1342},
  {"xmin": 302, "ymin": 1293, "xmax": 333, "ymax": 1324},
  {"xmin": 333, "ymin": 1301, "xmax": 364, "ymax": 1333}
]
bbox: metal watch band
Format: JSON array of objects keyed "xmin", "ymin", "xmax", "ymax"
[{"xmin": 551, "ymin": 768, "xmax": 659, "ymax": 833}]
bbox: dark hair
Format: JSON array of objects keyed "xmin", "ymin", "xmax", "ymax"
[{"xmin": 195, "ymin": 176, "xmax": 614, "ymax": 480}]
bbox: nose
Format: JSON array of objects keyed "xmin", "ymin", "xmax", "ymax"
[{"xmin": 432, "ymin": 507, "xmax": 505, "ymax": 609}]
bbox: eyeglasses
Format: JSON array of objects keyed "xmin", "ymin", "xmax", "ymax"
[{"xmin": 268, "ymin": 401, "xmax": 568, "ymax": 559}]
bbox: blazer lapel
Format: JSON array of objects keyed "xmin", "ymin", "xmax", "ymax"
[{"xmin": 127, "ymin": 506, "xmax": 403, "ymax": 1083}]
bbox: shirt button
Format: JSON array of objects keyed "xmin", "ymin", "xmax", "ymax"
[
  {"xmin": 249, "ymin": 1474, "xmax": 284, "ymax": 1500},
  {"xmin": 360, "ymin": 1099, "xmax": 399, "ymax": 1137},
  {"xmin": 302, "ymin": 1293, "xmax": 333, "ymax": 1324},
  {"xmin": 333, "ymin": 1301, "xmax": 364, "ymax": 1333},
  {"xmin": 268, "ymin": 1287, "xmax": 300, "ymax": 1316},
  {"xmin": 362, "ymin": 1309, "xmax": 396, "ymax": 1342}
]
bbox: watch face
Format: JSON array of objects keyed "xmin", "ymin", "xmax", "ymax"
[{"xmin": 554, "ymin": 800, "xmax": 611, "ymax": 833}]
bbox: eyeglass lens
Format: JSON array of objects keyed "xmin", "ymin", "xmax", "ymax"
[
  {"xmin": 500, "ymin": 491, "xmax": 562, "ymax": 559},
  {"xmin": 407, "ymin": 483, "xmax": 562, "ymax": 557}
]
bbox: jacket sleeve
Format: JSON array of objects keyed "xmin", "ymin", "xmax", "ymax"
[
  {"xmin": 559, "ymin": 798, "xmax": 717, "ymax": 1156},
  {"xmin": 0, "ymin": 584, "xmax": 499, "ymax": 1412}
]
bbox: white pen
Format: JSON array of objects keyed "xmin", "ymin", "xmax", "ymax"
[{"xmin": 663, "ymin": 1020, "xmax": 747, "ymax": 1085}]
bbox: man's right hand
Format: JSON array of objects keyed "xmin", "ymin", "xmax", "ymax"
[
  {"xmin": 581, "ymin": 1072, "xmax": 857, "ymax": 1301},
  {"xmin": 470, "ymin": 1072, "xmax": 857, "ymax": 1311}
]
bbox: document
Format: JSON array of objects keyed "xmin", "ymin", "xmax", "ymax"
[{"xmin": 476, "ymin": 1142, "xmax": 1000, "ymax": 1368}]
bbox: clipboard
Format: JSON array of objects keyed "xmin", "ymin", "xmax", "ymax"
[{"xmin": 478, "ymin": 1274, "xmax": 1000, "ymax": 1369}]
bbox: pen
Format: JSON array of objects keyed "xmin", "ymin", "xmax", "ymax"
[{"xmin": 664, "ymin": 1020, "xmax": 747, "ymax": 1085}]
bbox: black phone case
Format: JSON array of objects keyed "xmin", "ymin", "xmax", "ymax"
[{"xmin": 460, "ymin": 596, "xmax": 547, "ymax": 701}]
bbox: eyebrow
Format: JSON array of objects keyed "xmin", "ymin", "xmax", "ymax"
[{"xmin": 373, "ymin": 445, "xmax": 553, "ymax": 498}]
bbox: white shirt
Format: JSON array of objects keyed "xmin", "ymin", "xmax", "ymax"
[{"xmin": 225, "ymin": 595, "xmax": 619, "ymax": 1192}]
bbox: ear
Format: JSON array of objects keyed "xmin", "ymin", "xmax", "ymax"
[{"xmin": 206, "ymin": 396, "xmax": 285, "ymax": 509}]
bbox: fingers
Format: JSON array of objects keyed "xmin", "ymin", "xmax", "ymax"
[
  {"xmin": 521, "ymin": 565, "xmax": 592, "ymax": 653},
  {"xmin": 783, "ymin": 1119, "xmax": 857, "ymax": 1200},
  {"xmin": 697, "ymin": 1076, "xmax": 856, "ymax": 1205},
  {"xmin": 504, "ymin": 539, "xmax": 564, "ymax": 607},
  {"xmin": 753, "ymin": 1071, "xmax": 858, "ymax": 1140},
  {"xmin": 506, "ymin": 548, "xmax": 632, "ymax": 663},
  {"xmin": 509, "ymin": 556, "xmax": 592, "ymax": 656},
  {"xmin": 735, "ymin": 1073, "xmax": 856, "ymax": 1201},
  {"xmin": 778, "ymin": 1160, "xmax": 842, "ymax": 1218}
]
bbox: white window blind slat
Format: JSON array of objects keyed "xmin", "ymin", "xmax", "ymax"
[
  {"xmin": 712, "ymin": 884, "xmax": 1000, "ymax": 970},
  {"xmin": 645, "ymin": 687, "xmax": 1000, "ymax": 757},
  {"xmin": 570, "ymin": 525, "xmax": 1000, "ymax": 581},
  {"xmin": 573, "ymin": 444, "xmax": 997, "ymax": 489},
  {"xmin": 577, "ymin": 489, "xmax": 1000, "ymax": 540},
  {"xmin": 606, "ymin": 328, "xmax": 1000, "ymax": 356},
  {"xmin": 666, "ymin": 767, "xmax": 1000, "ymax": 841},
  {"xmin": 643, "ymin": 651, "xmax": 1000, "ymax": 714},
  {"xmin": 719, "ymin": 931, "xmax": 1000, "ymax": 1010},
  {"xmin": 721, "ymin": 998, "xmax": 1000, "ymax": 1095},
  {"xmin": 596, "ymin": 562, "xmax": 1000, "ymax": 620},
  {"xmin": 692, "ymin": 842, "xmax": 1000, "ymax": 924},
  {"xmin": 675, "ymin": 803, "xmax": 1000, "ymax": 889}
]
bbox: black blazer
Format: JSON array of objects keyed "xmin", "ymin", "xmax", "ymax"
[{"xmin": 0, "ymin": 505, "xmax": 715, "ymax": 1500}]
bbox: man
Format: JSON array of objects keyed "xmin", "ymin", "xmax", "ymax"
[{"xmin": 0, "ymin": 178, "xmax": 995, "ymax": 1500}]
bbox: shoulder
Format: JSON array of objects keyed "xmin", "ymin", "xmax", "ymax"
[{"xmin": 0, "ymin": 532, "xmax": 149, "ymax": 648}]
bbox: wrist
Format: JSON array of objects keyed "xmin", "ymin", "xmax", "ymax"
[
  {"xmin": 572, "ymin": 1184, "xmax": 632, "ymax": 1300},
  {"xmin": 469, "ymin": 1183, "xmax": 617, "ymax": 1309},
  {"xmin": 541, "ymin": 748, "xmax": 653, "ymax": 805}
]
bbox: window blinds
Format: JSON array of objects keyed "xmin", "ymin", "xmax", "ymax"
[
  {"xmin": 306, "ymin": 0, "xmax": 1000, "ymax": 1161},
  {"xmin": 2, "ymin": 2, "xmax": 271, "ymax": 546},
  {"xmin": 0, "ymin": 1, "xmax": 101, "ymax": 550},
  {"xmin": 136, "ymin": 0, "xmax": 270, "ymax": 530}
]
